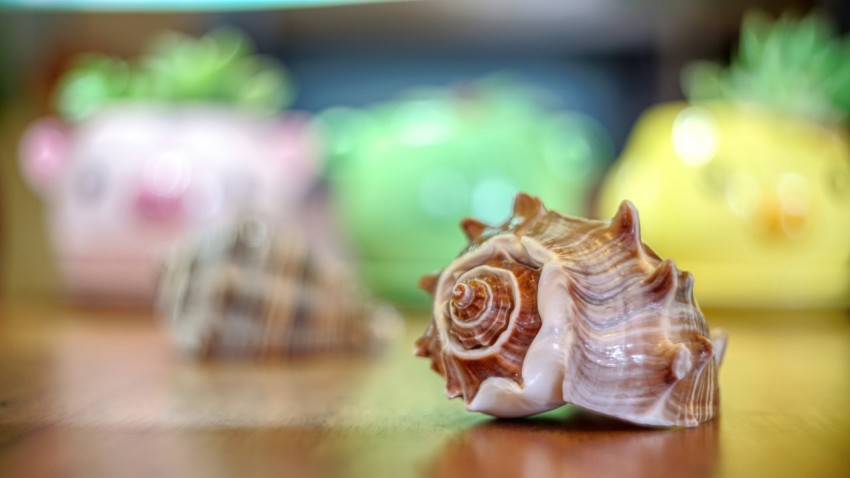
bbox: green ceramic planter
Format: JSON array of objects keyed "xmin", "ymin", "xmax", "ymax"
[{"xmin": 319, "ymin": 78, "xmax": 613, "ymax": 306}]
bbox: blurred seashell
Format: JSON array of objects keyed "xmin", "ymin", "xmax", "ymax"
[
  {"xmin": 158, "ymin": 215, "xmax": 400, "ymax": 358},
  {"xmin": 415, "ymin": 193, "xmax": 727, "ymax": 427}
]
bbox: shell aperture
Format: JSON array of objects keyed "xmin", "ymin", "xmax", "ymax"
[{"xmin": 415, "ymin": 193, "xmax": 727, "ymax": 427}]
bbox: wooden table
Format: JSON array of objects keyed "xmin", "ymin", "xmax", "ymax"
[{"xmin": 0, "ymin": 302, "xmax": 848, "ymax": 477}]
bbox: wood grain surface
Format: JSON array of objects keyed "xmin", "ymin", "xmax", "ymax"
[{"xmin": 0, "ymin": 302, "xmax": 848, "ymax": 477}]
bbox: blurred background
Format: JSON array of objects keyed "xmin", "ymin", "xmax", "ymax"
[{"xmin": 1, "ymin": 0, "xmax": 849, "ymax": 313}]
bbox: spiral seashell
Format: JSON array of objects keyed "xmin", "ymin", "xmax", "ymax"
[
  {"xmin": 415, "ymin": 193, "xmax": 727, "ymax": 427},
  {"xmin": 158, "ymin": 215, "xmax": 399, "ymax": 358}
]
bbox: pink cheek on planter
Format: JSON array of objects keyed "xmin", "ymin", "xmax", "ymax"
[{"xmin": 135, "ymin": 154, "xmax": 192, "ymax": 222}]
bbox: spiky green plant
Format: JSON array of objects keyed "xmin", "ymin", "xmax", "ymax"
[
  {"xmin": 56, "ymin": 28, "xmax": 292, "ymax": 121},
  {"xmin": 683, "ymin": 11, "xmax": 850, "ymax": 124}
]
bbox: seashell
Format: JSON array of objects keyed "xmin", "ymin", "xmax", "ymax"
[
  {"xmin": 415, "ymin": 193, "xmax": 727, "ymax": 427},
  {"xmin": 158, "ymin": 215, "xmax": 399, "ymax": 358}
]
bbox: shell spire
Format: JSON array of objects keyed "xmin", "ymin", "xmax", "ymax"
[{"xmin": 415, "ymin": 192, "xmax": 726, "ymax": 427}]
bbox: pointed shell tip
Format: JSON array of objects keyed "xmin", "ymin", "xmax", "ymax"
[
  {"xmin": 512, "ymin": 192, "xmax": 545, "ymax": 219},
  {"xmin": 460, "ymin": 218, "xmax": 488, "ymax": 241},
  {"xmin": 610, "ymin": 200, "xmax": 642, "ymax": 242},
  {"xmin": 419, "ymin": 273, "xmax": 439, "ymax": 295}
]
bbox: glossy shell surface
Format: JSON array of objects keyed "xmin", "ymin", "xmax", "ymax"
[{"xmin": 415, "ymin": 193, "xmax": 727, "ymax": 427}]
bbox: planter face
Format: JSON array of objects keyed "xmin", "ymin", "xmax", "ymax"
[
  {"xmin": 598, "ymin": 102, "xmax": 850, "ymax": 308},
  {"xmin": 20, "ymin": 103, "xmax": 318, "ymax": 304}
]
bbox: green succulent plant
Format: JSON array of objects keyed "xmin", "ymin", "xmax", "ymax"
[
  {"xmin": 56, "ymin": 28, "xmax": 292, "ymax": 121},
  {"xmin": 683, "ymin": 11, "xmax": 850, "ymax": 124}
]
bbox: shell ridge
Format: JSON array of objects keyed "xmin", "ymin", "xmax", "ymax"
[
  {"xmin": 567, "ymin": 272, "xmax": 646, "ymax": 310},
  {"xmin": 536, "ymin": 217, "xmax": 605, "ymax": 253},
  {"xmin": 642, "ymin": 259, "xmax": 678, "ymax": 307}
]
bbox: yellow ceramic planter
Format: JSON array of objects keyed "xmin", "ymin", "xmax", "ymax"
[{"xmin": 597, "ymin": 102, "xmax": 850, "ymax": 308}]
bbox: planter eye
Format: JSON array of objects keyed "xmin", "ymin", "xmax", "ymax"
[
  {"xmin": 74, "ymin": 165, "xmax": 106, "ymax": 204},
  {"xmin": 699, "ymin": 161, "xmax": 731, "ymax": 196},
  {"xmin": 826, "ymin": 168, "xmax": 850, "ymax": 197},
  {"xmin": 223, "ymin": 173, "xmax": 258, "ymax": 207}
]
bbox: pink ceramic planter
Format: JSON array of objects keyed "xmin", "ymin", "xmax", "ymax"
[{"xmin": 20, "ymin": 103, "xmax": 320, "ymax": 304}]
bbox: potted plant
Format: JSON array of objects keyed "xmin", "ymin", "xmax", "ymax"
[
  {"xmin": 597, "ymin": 12, "xmax": 850, "ymax": 308},
  {"xmin": 320, "ymin": 77, "xmax": 613, "ymax": 306},
  {"xmin": 19, "ymin": 29, "xmax": 320, "ymax": 304}
]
